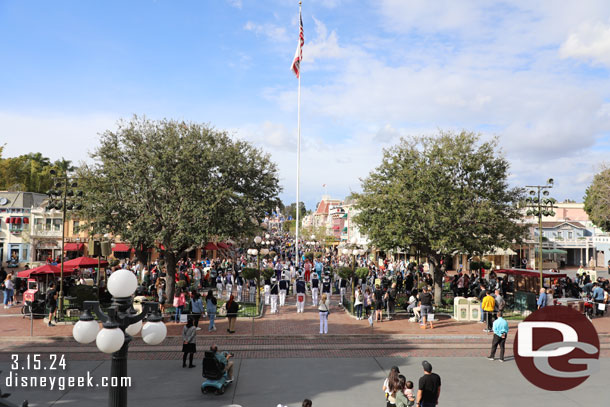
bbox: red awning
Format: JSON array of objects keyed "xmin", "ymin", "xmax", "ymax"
[
  {"xmin": 64, "ymin": 243, "xmax": 84, "ymax": 251},
  {"xmin": 23, "ymin": 217, "xmax": 29, "ymax": 224},
  {"xmin": 204, "ymin": 242, "xmax": 218, "ymax": 251},
  {"xmin": 17, "ymin": 264, "xmax": 76, "ymax": 278},
  {"xmin": 63, "ymin": 256, "xmax": 109, "ymax": 268},
  {"xmin": 113, "ymin": 243, "xmax": 131, "ymax": 252},
  {"xmin": 5, "ymin": 217, "xmax": 9, "ymax": 223},
  {"xmin": 217, "ymin": 242, "xmax": 230, "ymax": 250}
]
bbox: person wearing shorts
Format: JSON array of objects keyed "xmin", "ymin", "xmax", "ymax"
[{"xmin": 419, "ymin": 286, "xmax": 433, "ymax": 329}]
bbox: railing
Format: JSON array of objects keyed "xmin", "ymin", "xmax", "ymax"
[{"xmin": 30, "ymin": 228, "xmax": 62, "ymax": 238}]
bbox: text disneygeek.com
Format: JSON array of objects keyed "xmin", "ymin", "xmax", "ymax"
[{"xmin": 5, "ymin": 354, "xmax": 132, "ymax": 391}]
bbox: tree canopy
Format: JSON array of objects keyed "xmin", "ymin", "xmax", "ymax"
[
  {"xmin": 354, "ymin": 131, "xmax": 525, "ymax": 304},
  {"xmin": 284, "ymin": 201, "xmax": 307, "ymax": 220},
  {"xmin": 0, "ymin": 147, "xmax": 74, "ymax": 193},
  {"xmin": 77, "ymin": 116, "xmax": 281, "ymax": 298},
  {"xmin": 584, "ymin": 166, "xmax": 610, "ymax": 232}
]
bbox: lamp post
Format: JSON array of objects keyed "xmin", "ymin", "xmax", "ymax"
[
  {"xmin": 247, "ymin": 235, "xmax": 264, "ymax": 310},
  {"xmin": 46, "ymin": 169, "xmax": 83, "ymax": 320},
  {"xmin": 525, "ymin": 179, "xmax": 556, "ymax": 289},
  {"xmin": 72, "ymin": 269, "xmax": 166, "ymax": 407}
]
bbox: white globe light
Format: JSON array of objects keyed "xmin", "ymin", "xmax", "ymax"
[
  {"xmin": 251, "ymin": 248, "xmax": 258, "ymax": 255},
  {"xmin": 142, "ymin": 321, "xmax": 167, "ymax": 345},
  {"xmin": 125, "ymin": 320, "xmax": 142, "ymax": 336},
  {"xmin": 260, "ymin": 248, "xmax": 270, "ymax": 255},
  {"xmin": 254, "ymin": 236, "xmax": 262, "ymax": 244},
  {"xmin": 107, "ymin": 269, "xmax": 138, "ymax": 298},
  {"xmin": 73, "ymin": 320, "xmax": 99, "ymax": 344},
  {"xmin": 265, "ymin": 233, "xmax": 270, "ymax": 239},
  {"xmin": 247, "ymin": 249, "xmax": 252, "ymax": 255},
  {"xmin": 96, "ymin": 327, "xmax": 125, "ymax": 354},
  {"xmin": 352, "ymin": 249, "xmax": 359, "ymax": 255}
]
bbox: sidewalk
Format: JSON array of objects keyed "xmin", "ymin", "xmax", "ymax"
[{"xmin": 2, "ymin": 295, "xmax": 610, "ymax": 344}]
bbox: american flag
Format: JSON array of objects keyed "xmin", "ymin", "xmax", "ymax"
[{"xmin": 291, "ymin": 10, "xmax": 304, "ymax": 78}]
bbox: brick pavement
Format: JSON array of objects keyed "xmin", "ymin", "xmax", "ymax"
[{"xmin": 2, "ymin": 295, "xmax": 610, "ymax": 360}]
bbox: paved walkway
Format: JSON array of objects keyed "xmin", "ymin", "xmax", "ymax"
[
  {"xmin": 3, "ymin": 295, "xmax": 610, "ymax": 337},
  {"xmin": 2, "ymin": 357, "xmax": 609, "ymax": 407}
]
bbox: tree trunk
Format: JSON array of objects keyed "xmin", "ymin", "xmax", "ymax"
[
  {"xmin": 165, "ymin": 251, "xmax": 177, "ymax": 302},
  {"xmin": 429, "ymin": 256, "xmax": 443, "ymax": 306},
  {"xmin": 135, "ymin": 249, "xmax": 148, "ymax": 268}
]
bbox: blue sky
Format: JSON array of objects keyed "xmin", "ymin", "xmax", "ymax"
[{"xmin": 2, "ymin": 0, "xmax": 610, "ymax": 210}]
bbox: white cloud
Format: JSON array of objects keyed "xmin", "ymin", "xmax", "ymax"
[
  {"xmin": 244, "ymin": 21, "xmax": 288, "ymax": 42},
  {"xmin": 226, "ymin": 0, "xmax": 242, "ymax": 9},
  {"xmin": 560, "ymin": 21, "xmax": 610, "ymax": 66},
  {"xmin": 0, "ymin": 111, "xmax": 117, "ymax": 163},
  {"xmin": 257, "ymin": 3, "xmax": 610, "ymax": 204}
]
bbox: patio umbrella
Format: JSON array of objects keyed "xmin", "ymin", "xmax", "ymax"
[
  {"xmin": 62, "ymin": 256, "xmax": 109, "ymax": 268},
  {"xmin": 17, "ymin": 264, "xmax": 76, "ymax": 278}
]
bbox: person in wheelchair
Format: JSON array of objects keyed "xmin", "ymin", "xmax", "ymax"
[{"xmin": 209, "ymin": 344, "xmax": 234, "ymax": 383}]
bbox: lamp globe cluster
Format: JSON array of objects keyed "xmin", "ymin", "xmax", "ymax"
[{"xmin": 72, "ymin": 269, "xmax": 166, "ymax": 354}]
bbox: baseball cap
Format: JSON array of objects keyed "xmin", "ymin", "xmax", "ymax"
[{"xmin": 422, "ymin": 360, "xmax": 432, "ymax": 372}]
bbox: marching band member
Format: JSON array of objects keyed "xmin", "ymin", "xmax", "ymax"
[
  {"xmin": 311, "ymin": 272, "xmax": 320, "ymax": 306},
  {"xmin": 296, "ymin": 274, "xmax": 306, "ymax": 313},
  {"xmin": 264, "ymin": 276, "xmax": 271, "ymax": 305},
  {"xmin": 235, "ymin": 272, "xmax": 243, "ymax": 302},
  {"xmin": 322, "ymin": 274, "xmax": 332, "ymax": 303},
  {"xmin": 279, "ymin": 273, "xmax": 289, "ymax": 307},
  {"xmin": 270, "ymin": 277, "xmax": 279, "ymax": 314},
  {"xmin": 225, "ymin": 270, "xmax": 233, "ymax": 301}
]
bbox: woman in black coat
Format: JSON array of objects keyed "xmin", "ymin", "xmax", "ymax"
[{"xmin": 226, "ymin": 294, "xmax": 239, "ymax": 334}]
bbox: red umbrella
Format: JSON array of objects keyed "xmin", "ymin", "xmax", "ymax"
[
  {"xmin": 62, "ymin": 256, "xmax": 109, "ymax": 268},
  {"xmin": 17, "ymin": 264, "xmax": 76, "ymax": 278}
]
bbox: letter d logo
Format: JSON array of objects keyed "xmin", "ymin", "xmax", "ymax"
[{"xmin": 514, "ymin": 306, "xmax": 600, "ymax": 391}]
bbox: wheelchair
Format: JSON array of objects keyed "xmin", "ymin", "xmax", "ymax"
[{"xmin": 201, "ymin": 351, "xmax": 232, "ymax": 395}]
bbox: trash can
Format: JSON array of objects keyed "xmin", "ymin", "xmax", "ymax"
[
  {"xmin": 453, "ymin": 296, "xmax": 469, "ymax": 321},
  {"xmin": 467, "ymin": 297, "xmax": 481, "ymax": 321}
]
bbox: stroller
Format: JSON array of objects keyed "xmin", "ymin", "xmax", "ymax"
[{"xmin": 201, "ymin": 351, "xmax": 232, "ymax": 395}]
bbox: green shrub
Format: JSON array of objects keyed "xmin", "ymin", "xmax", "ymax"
[
  {"xmin": 261, "ymin": 268, "xmax": 275, "ymax": 280},
  {"xmin": 355, "ymin": 267, "xmax": 369, "ymax": 280},
  {"xmin": 68, "ymin": 285, "xmax": 98, "ymax": 309},
  {"xmin": 338, "ymin": 266, "xmax": 354, "ymax": 280},
  {"xmin": 241, "ymin": 267, "xmax": 259, "ymax": 281}
]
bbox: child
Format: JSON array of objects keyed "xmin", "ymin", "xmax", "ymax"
[
  {"xmin": 395, "ymin": 375, "xmax": 415, "ymax": 407},
  {"xmin": 404, "ymin": 379, "xmax": 415, "ymax": 406}
]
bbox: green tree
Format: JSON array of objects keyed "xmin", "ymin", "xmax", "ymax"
[
  {"xmin": 77, "ymin": 116, "xmax": 281, "ymax": 299},
  {"xmin": 0, "ymin": 149, "xmax": 71, "ymax": 193},
  {"xmin": 354, "ymin": 131, "xmax": 525, "ymax": 305},
  {"xmin": 584, "ymin": 166, "xmax": 610, "ymax": 232},
  {"xmin": 285, "ymin": 201, "xmax": 307, "ymax": 220}
]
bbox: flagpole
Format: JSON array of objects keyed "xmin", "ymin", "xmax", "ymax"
[{"xmin": 295, "ymin": 1, "xmax": 302, "ymax": 269}]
